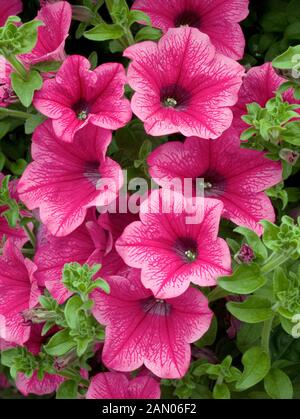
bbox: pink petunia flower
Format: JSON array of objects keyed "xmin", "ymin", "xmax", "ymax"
[
  {"xmin": 147, "ymin": 128, "xmax": 282, "ymax": 235},
  {"xmin": 91, "ymin": 272, "xmax": 213, "ymax": 378},
  {"xmin": 33, "ymin": 55, "xmax": 132, "ymax": 142},
  {"xmin": 233, "ymin": 62, "xmax": 300, "ymax": 134},
  {"xmin": 16, "ymin": 372, "xmax": 64, "ymax": 396},
  {"xmin": 124, "ymin": 27, "xmax": 244, "ymax": 138},
  {"xmin": 0, "ymin": 0, "xmax": 23, "ymax": 26},
  {"xmin": 0, "ymin": 57, "xmax": 16, "ymax": 108},
  {"xmin": 86, "ymin": 372, "xmax": 161, "ymax": 399},
  {"xmin": 0, "ymin": 240, "xmax": 40, "ymax": 345},
  {"xmin": 132, "ymin": 0, "xmax": 249, "ymax": 60},
  {"xmin": 34, "ymin": 211, "xmax": 108, "ymax": 303},
  {"xmin": 21, "ymin": 1, "xmax": 72, "ymax": 66},
  {"xmin": 116, "ymin": 189, "xmax": 231, "ymax": 299},
  {"xmin": 18, "ymin": 121, "xmax": 123, "ymax": 237}
]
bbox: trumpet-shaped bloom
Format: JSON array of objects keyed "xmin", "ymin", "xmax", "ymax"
[
  {"xmin": 18, "ymin": 121, "xmax": 123, "ymax": 237},
  {"xmin": 147, "ymin": 128, "xmax": 282, "ymax": 235},
  {"xmin": 0, "ymin": 57, "xmax": 15, "ymax": 108},
  {"xmin": 34, "ymin": 212, "xmax": 108, "ymax": 303},
  {"xmin": 92, "ymin": 273, "xmax": 213, "ymax": 378},
  {"xmin": 86, "ymin": 372, "xmax": 160, "ymax": 399},
  {"xmin": 21, "ymin": 1, "xmax": 72, "ymax": 65},
  {"xmin": 233, "ymin": 62, "xmax": 300, "ymax": 134},
  {"xmin": 16, "ymin": 372, "xmax": 64, "ymax": 396},
  {"xmin": 116, "ymin": 190, "xmax": 231, "ymax": 299},
  {"xmin": 0, "ymin": 0, "xmax": 23, "ymax": 26},
  {"xmin": 124, "ymin": 27, "xmax": 244, "ymax": 138},
  {"xmin": 33, "ymin": 55, "xmax": 132, "ymax": 142},
  {"xmin": 0, "ymin": 241, "xmax": 40, "ymax": 345},
  {"xmin": 132, "ymin": 0, "xmax": 249, "ymax": 60}
]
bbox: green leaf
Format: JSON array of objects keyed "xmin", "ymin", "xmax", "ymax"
[
  {"xmin": 64, "ymin": 296, "xmax": 83, "ymax": 330},
  {"xmin": 234, "ymin": 226, "xmax": 268, "ymax": 260},
  {"xmin": 1, "ymin": 349, "xmax": 19, "ymax": 368},
  {"xmin": 264, "ymin": 368, "xmax": 293, "ymax": 399},
  {"xmin": 195, "ymin": 316, "xmax": 217, "ymax": 348},
  {"xmin": 219, "ymin": 264, "xmax": 266, "ymax": 295},
  {"xmin": 14, "ymin": 20, "xmax": 44, "ymax": 54},
  {"xmin": 44, "ymin": 329, "xmax": 76, "ymax": 356},
  {"xmin": 237, "ymin": 323, "xmax": 263, "ymax": 353},
  {"xmin": 84, "ymin": 23, "xmax": 124, "ymax": 41},
  {"xmin": 281, "ymin": 121, "xmax": 300, "ymax": 145},
  {"xmin": 261, "ymin": 11, "xmax": 288, "ymax": 33},
  {"xmin": 272, "ymin": 45, "xmax": 300, "ymax": 69},
  {"xmin": 236, "ymin": 347, "xmax": 271, "ymax": 391},
  {"xmin": 135, "ymin": 26, "xmax": 162, "ymax": 42},
  {"xmin": 24, "ymin": 113, "xmax": 46, "ymax": 134},
  {"xmin": 91, "ymin": 278, "xmax": 110, "ymax": 294},
  {"xmin": 284, "ymin": 22, "xmax": 300, "ymax": 40},
  {"xmin": 213, "ymin": 383, "xmax": 230, "ymax": 399},
  {"xmin": 261, "ymin": 220, "xmax": 280, "ymax": 251},
  {"xmin": 0, "ymin": 152, "xmax": 5, "ymax": 171},
  {"xmin": 31, "ymin": 61, "xmax": 62, "ymax": 73},
  {"xmin": 88, "ymin": 51, "xmax": 98, "ymax": 69},
  {"xmin": 128, "ymin": 10, "xmax": 151, "ymax": 27},
  {"xmin": 9, "ymin": 158, "xmax": 27, "ymax": 176},
  {"xmin": 227, "ymin": 296, "xmax": 274, "ymax": 323},
  {"xmin": 287, "ymin": 0, "xmax": 300, "ymax": 23},
  {"xmin": 56, "ymin": 380, "xmax": 78, "ymax": 399},
  {"xmin": 11, "ymin": 70, "xmax": 43, "ymax": 107}
]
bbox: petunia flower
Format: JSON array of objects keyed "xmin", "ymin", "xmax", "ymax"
[
  {"xmin": 147, "ymin": 128, "xmax": 282, "ymax": 235},
  {"xmin": 116, "ymin": 189, "xmax": 231, "ymax": 299},
  {"xmin": 34, "ymin": 211, "xmax": 108, "ymax": 304},
  {"xmin": 18, "ymin": 121, "xmax": 123, "ymax": 237},
  {"xmin": 0, "ymin": 240, "xmax": 40, "ymax": 345},
  {"xmin": 0, "ymin": 0, "xmax": 23, "ymax": 26},
  {"xmin": 0, "ymin": 57, "xmax": 16, "ymax": 108},
  {"xmin": 16, "ymin": 372, "xmax": 64, "ymax": 396},
  {"xmin": 233, "ymin": 62, "xmax": 300, "ymax": 134},
  {"xmin": 86, "ymin": 372, "xmax": 161, "ymax": 399},
  {"xmin": 91, "ymin": 272, "xmax": 213, "ymax": 378},
  {"xmin": 20, "ymin": 1, "xmax": 72, "ymax": 66},
  {"xmin": 124, "ymin": 27, "xmax": 244, "ymax": 138},
  {"xmin": 132, "ymin": 0, "xmax": 249, "ymax": 60},
  {"xmin": 33, "ymin": 55, "xmax": 132, "ymax": 142}
]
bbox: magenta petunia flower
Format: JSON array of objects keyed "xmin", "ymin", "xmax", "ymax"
[
  {"xmin": 18, "ymin": 121, "xmax": 123, "ymax": 237},
  {"xmin": 92, "ymin": 272, "xmax": 213, "ymax": 378},
  {"xmin": 0, "ymin": 241, "xmax": 40, "ymax": 345},
  {"xmin": 21, "ymin": 1, "xmax": 72, "ymax": 66},
  {"xmin": 86, "ymin": 372, "xmax": 161, "ymax": 399},
  {"xmin": 116, "ymin": 189, "xmax": 231, "ymax": 299},
  {"xmin": 0, "ymin": 0, "xmax": 23, "ymax": 26},
  {"xmin": 147, "ymin": 128, "xmax": 282, "ymax": 235},
  {"xmin": 16, "ymin": 371, "xmax": 64, "ymax": 396},
  {"xmin": 124, "ymin": 27, "xmax": 244, "ymax": 138},
  {"xmin": 33, "ymin": 55, "xmax": 132, "ymax": 142},
  {"xmin": 132, "ymin": 0, "xmax": 249, "ymax": 60},
  {"xmin": 34, "ymin": 211, "xmax": 108, "ymax": 303},
  {"xmin": 0, "ymin": 57, "xmax": 16, "ymax": 108},
  {"xmin": 233, "ymin": 62, "xmax": 300, "ymax": 134}
]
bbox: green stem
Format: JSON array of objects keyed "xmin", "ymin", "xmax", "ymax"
[
  {"xmin": 0, "ymin": 107, "xmax": 32, "ymax": 120},
  {"xmin": 5, "ymin": 54, "xmax": 28, "ymax": 80},
  {"xmin": 261, "ymin": 251, "xmax": 294, "ymax": 275},
  {"xmin": 20, "ymin": 218, "xmax": 36, "ymax": 248},
  {"xmin": 123, "ymin": 28, "xmax": 135, "ymax": 46},
  {"xmin": 208, "ymin": 287, "xmax": 229, "ymax": 303},
  {"xmin": 261, "ymin": 315, "xmax": 275, "ymax": 355}
]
